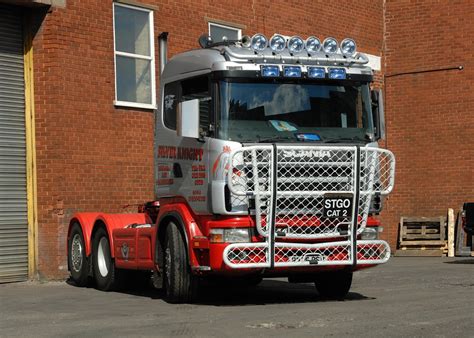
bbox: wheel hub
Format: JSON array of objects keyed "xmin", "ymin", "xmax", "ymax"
[
  {"xmin": 97, "ymin": 237, "xmax": 110, "ymax": 277},
  {"xmin": 71, "ymin": 234, "xmax": 83, "ymax": 272}
]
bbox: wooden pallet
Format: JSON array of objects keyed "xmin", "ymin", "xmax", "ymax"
[{"xmin": 395, "ymin": 216, "xmax": 447, "ymax": 257}]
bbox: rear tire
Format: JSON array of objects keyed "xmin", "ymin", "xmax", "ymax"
[
  {"xmin": 92, "ymin": 227, "xmax": 121, "ymax": 291},
  {"xmin": 163, "ymin": 222, "xmax": 197, "ymax": 303},
  {"xmin": 314, "ymin": 271, "xmax": 353, "ymax": 300},
  {"xmin": 68, "ymin": 223, "xmax": 89, "ymax": 287}
]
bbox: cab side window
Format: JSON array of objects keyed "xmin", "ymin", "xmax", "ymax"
[
  {"xmin": 181, "ymin": 76, "xmax": 211, "ymax": 133},
  {"xmin": 163, "ymin": 81, "xmax": 179, "ymax": 130}
]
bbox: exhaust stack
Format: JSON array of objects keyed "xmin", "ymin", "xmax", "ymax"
[{"xmin": 158, "ymin": 32, "xmax": 168, "ymax": 74}]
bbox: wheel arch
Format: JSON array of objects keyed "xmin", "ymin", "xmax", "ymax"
[
  {"xmin": 155, "ymin": 212, "xmax": 190, "ymax": 269},
  {"xmin": 68, "ymin": 213, "xmax": 101, "ymax": 258}
]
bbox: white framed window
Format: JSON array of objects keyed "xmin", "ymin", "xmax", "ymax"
[
  {"xmin": 113, "ymin": 2, "xmax": 156, "ymax": 109},
  {"xmin": 208, "ymin": 22, "xmax": 241, "ymax": 42}
]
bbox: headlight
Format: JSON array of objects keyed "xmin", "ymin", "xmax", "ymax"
[
  {"xmin": 287, "ymin": 36, "xmax": 304, "ymax": 53},
  {"xmin": 251, "ymin": 33, "xmax": 268, "ymax": 51},
  {"xmin": 360, "ymin": 227, "xmax": 382, "ymax": 240},
  {"xmin": 269, "ymin": 34, "xmax": 286, "ymax": 53},
  {"xmin": 340, "ymin": 38, "xmax": 357, "ymax": 56},
  {"xmin": 209, "ymin": 228, "xmax": 251, "ymax": 243},
  {"xmin": 323, "ymin": 37, "xmax": 338, "ymax": 54},
  {"xmin": 305, "ymin": 36, "xmax": 321, "ymax": 54}
]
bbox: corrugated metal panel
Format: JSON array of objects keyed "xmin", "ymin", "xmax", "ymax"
[{"xmin": 0, "ymin": 5, "xmax": 28, "ymax": 283}]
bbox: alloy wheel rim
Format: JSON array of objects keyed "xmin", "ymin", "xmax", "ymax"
[
  {"xmin": 71, "ymin": 234, "xmax": 83, "ymax": 272},
  {"xmin": 97, "ymin": 237, "xmax": 110, "ymax": 277}
]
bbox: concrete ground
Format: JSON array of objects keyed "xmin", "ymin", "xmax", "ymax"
[{"xmin": 0, "ymin": 257, "xmax": 473, "ymax": 337}]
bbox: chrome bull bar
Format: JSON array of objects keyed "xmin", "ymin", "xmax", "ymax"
[{"xmin": 225, "ymin": 145, "xmax": 395, "ymax": 268}]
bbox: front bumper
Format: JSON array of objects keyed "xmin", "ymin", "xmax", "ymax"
[{"xmin": 222, "ymin": 240, "xmax": 390, "ymax": 269}]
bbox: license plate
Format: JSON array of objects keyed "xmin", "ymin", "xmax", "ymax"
[{"xmin": 323, "ymin": 194, "xmax": 353, "ymax": 219}]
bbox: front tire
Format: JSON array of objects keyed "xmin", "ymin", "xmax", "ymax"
[
  {"xmin": 68, "ymin": 223, "xmax": 89, "ymax": 286},
  {"xmin": 314, "ymin": 271, "xmax": 353, "ymax": 300},
  {"xmin": 92, "ymin": 227, "xmax": 120, "ymax": 291},
  {"xmin": 163, "ymin": 222, "xmax": 197, "ymax": 303}
]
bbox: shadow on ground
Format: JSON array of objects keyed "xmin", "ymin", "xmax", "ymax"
[
  {"xmin": 66, "ymin": 278, "xmax": 374, "ymax": 306},
  {"xmin": 444, "ymin": 258, "xmax": 474, "ymax": 264}
]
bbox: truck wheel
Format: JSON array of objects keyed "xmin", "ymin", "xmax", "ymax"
[
  {"xmin": 68, "ymin": 223, "xmax": 89, "ymax": 286},
  {"xmin": 163, "ymin": 222, "xmax": 197, "ymax": 303},
  {"xmin": 314, "ymin": 271, "xmax": 353, "ymax": 300},
  {"xmin": 92, "ymin": 227, "xmax": 120, "ymax": 291}
]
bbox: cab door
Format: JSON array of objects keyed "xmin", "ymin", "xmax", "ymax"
[{"xmin": 156, "ymin": 74, "xmax": 212, "ymax": 214}]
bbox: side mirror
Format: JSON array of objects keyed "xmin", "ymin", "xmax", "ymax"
[
  {"xmin": 177, "ymin": 99, "xmax": 200, "ymax": 139},
  {"xmin": 371, "ymin": 89, "xmax": 386, "ymax": 141}
]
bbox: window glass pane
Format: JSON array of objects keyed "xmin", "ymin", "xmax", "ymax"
[
  {"xmin": 116, "ymin": 55, "xmax": 151, "ymax": 104},
  {"xmin": 115, "ymin": 5, "xmax": 150, "ymax": 56},
  {"xmin": 163, "ymin": 82, "xmax": 178, "ymax": 130},
  {"xmin": 209, "ymin": 24, "xmax": 239, "ymax": 42},
  {"xmin": 182, "ymin": 76, "xmax": 211, "ymax": 131}
]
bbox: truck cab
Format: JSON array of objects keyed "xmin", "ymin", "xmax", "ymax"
[{"xmin": 67, "ymin": 33, "xmax": 395, "ymax": 303}]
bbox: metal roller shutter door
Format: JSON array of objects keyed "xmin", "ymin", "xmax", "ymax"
[{"xmin": 0, "ymin": 5, "xmax": 28, "ymax": 283}]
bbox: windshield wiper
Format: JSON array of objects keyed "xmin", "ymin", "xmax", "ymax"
[
  {"xmin": 322, "ymin": 134, "xmax": 373, "ymax": 144},
  {"xmin": 255, "ymin": 135, "xmax": 296, "ymax": 143}
]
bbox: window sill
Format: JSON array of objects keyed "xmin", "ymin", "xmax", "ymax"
[{"xmin": 114, "ymin": 100, "xmax": 157, "ymax": 110}]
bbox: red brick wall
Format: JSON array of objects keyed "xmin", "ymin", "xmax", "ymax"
[
  {"xmin": 32, "ymin": 0, "xmax": 384, "ymax": 278},
  {"xmin": 381, "ymin": 0, "xmax": 474, "ymax": 248}
]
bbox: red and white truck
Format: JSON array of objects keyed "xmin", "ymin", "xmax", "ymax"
[{"xmin": 67, "ymin": 33, "xmax": 395, "ymax": 302}]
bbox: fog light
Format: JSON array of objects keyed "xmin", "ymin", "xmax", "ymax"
[
  {"xmin": 308, "ymin": 67, "xmax": 325, "ymax": 78},
  {"xmin": 283, "ymin": 66, "xmax": 301, "ymax": 77},
  {"xmin": 328, "ymin": 68, "xmax": 346, "ymax": 79},
  {"xmin": 261, "ymin": 65, "xmax": 279, "ymax": 77}
]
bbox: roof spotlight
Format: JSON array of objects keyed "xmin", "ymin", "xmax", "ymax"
[
  {"xmin": 305, "ymin": 36, "xmax": 321, "ymax": 54},
  {"xmin": 250, "ymin": 33, "xmax": 268, "ymax": 51},
  {"xmin": 287, "ymin": 36, "xmax": 304, "ymax": 54},
  {"xmin": 323, "ymin": 37, "xmax": 338, "ymax": 54},
  {"xmin": 341, "ymin": 38, "xmax": 357, "ymax": 56},
  {"xmin": 269, "ymin": 34, "xmax": 286, "ymax": 53}
]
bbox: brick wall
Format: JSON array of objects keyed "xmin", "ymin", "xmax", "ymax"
[
  {"xmin": 381, "ymin": 0, "xmax": 474, "ymax": 247},
  {"xmin": 32, "ymin": 0, "xmax": 385, "ymax": 278}
]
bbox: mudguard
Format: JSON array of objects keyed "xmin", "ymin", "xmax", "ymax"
[
  {"xmin": 157, "ymin": 199, "xmax": 205, "ymax": 268},
  {"xmin": 68, "ymin": 212, "xmax": 149, "ymax": 257}
]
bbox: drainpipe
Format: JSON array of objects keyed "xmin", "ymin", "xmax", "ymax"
[{"xmin": 158, "ymin": 32, "xmax": 168, "ymax": 74}]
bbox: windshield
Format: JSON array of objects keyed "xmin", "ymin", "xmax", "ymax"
[{"xmin": 218, "ymin": 80, "xmax": 374, "ymax": 143}]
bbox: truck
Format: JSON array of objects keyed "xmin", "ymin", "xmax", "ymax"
[{"xmin": 67, "ymin": 32, "xmax": 396, "ymax": 303}]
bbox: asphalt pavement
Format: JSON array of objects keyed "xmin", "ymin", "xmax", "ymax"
[{"xmin": 0, "ymin": 257, "xmax": 473, "ymax": 337}]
